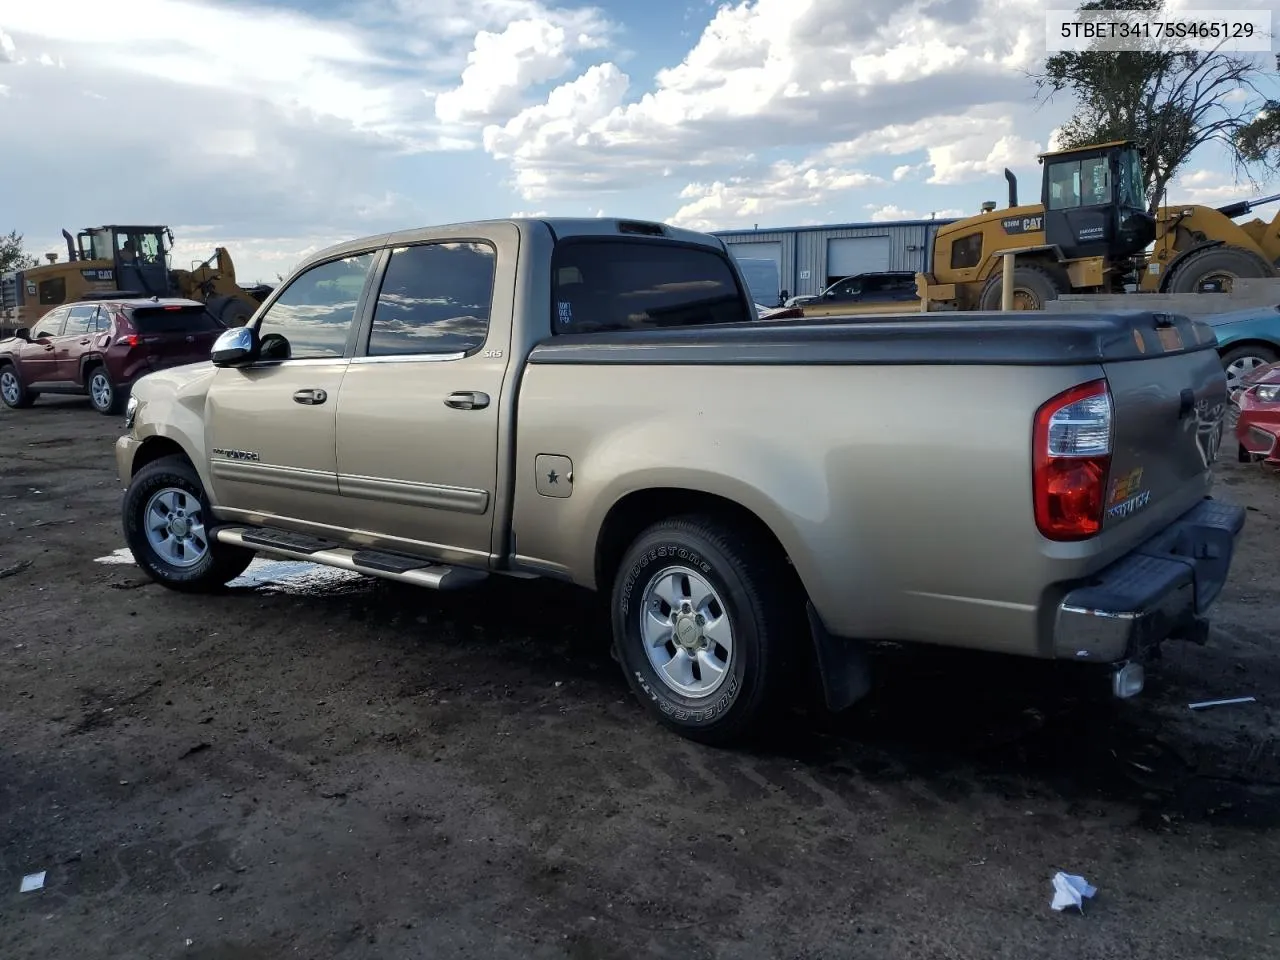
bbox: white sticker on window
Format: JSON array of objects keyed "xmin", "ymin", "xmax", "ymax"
[{"xmin": 557, "ymin": 301, "xmax": 573, "ymax": 325}]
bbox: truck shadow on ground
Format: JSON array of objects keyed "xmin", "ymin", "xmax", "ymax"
[{"xmin": 234, "ymin": 569, "xmax": 1280, "ymax": 834}]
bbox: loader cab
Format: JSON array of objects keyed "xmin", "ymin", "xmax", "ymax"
[
  {"xmin": 1039, "ymin": 141, "xmax": 1155, "ymax": 261},
  {"xmin": 75, "ymin": 225, "xmax": 173, "ymax": 298}
]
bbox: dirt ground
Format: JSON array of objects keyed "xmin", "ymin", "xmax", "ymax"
[{"xmin": 1, "ymin": 397, "xmax": 1278, "ymax": 960}]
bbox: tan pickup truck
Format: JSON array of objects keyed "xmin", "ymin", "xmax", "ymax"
[{"xmin": 115, "ymin": 217, "xmax": 1246, "ymax": 744}]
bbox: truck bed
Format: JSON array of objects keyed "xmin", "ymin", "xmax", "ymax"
[{"xmin": 511, "ymin": 310, "xmax": 1228, "ymax": 657}]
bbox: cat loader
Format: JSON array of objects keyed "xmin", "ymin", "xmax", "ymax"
[
  {"xmin": 0, "ymin": 225, "xmax": 272, "ymax": 333},
  {"xmin": 915, "ymin": 140, "xmax": 1279, "ymax": 311}
]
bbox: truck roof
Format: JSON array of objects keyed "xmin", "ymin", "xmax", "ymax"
[{"xmin": 297, "ymin": 218, "xmax": 725, "ymax": 274}]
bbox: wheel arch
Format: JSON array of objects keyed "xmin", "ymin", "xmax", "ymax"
[
  {"xmin": 79, "ymin": 353, "xmax": 108, "ymax": 382},
  {"xmin": 594, "ymin": 487, "xmax": 805, "ymax": 601},
  {"xmin": 1219, "ymin": 338, "xmax": 1280, "ymax": 363},
  {"xmin": 130, "ymin": 436, "xmax": 193, "ymax": 477}
]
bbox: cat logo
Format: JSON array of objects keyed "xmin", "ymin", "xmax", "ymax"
[{"xmin": 1001, "ymin": 216, "xmax": 1044, "ymax": 234}]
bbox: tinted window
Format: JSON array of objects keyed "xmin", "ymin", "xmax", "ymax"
[
  {"xmin": 950, "ymin": 232, "xmax": 983, "ymax": 269},
  {"xmin": 130, "ymin": 305, "xmax": 223, "ymax": 333},
  {"xmin": 32, "ymin": 308, "xmax": 68, "ymax": 339},
  {"xmin": 551, "ymin": 241, "xmax": 749, "ymax": 334},
  {"xmin": 367, "ymin": 242, "xmax": 495, "ymax": 356},
  {"xmin": 830, "ymin": 279, "xmax": 859, "ymax": 298},
  {"xmin": 66, "ymin": 305, "xmax": 98, "ymax": 335},
  {"xmin": 256, "ymin": 253, "xmax": 375, "ymax": 360},
  {"xmin": 38, "ymin": 277, "xmax": 66, "ymax": 305}
]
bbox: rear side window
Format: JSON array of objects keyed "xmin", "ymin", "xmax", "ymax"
[
  {"xmin": 66, "ymin": 305, "xmax": 98, "ymax": 335},
  {"xmin": 129, "ymin": 305, "xmax": 223, "ymax": 333},
  {"xmin": 551, "ymin": 241, "xmax": 750, "ymax": 334},
  {"xmin": 367, "ymin": 242, "xmax": 495, "ymax": 356}
]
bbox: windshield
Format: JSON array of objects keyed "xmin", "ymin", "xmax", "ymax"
[{"xmin": 1118, "ymin": 149, "xmax": 1146, "ymax": 209}]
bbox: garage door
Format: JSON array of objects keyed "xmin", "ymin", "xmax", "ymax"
[
  {"xmin": 826, "ymin": 236, "xmax": 891, "ymax": 278},
  {"xmin": 726, "ymin": 241, "xmax": 783, "ymax": 304}
]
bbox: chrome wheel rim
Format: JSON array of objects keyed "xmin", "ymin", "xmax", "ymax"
[
  {"xmin": 90, "ymin": 372, "xmax": 112, "ymax": 410},
  {"xmin": 1226, "ymin": 355, "xmax": 1268, "ymax": 391},
  {"xmin": 143, "ymin": 487, "xmax": 208, "ymax": 568},
  {"xmin": 639, "ymin": 565, "xmax": 734, "ymax": 699},
  {"xmin": 0, "ymin": 370, "xmax": 19, "ymax": 404}
]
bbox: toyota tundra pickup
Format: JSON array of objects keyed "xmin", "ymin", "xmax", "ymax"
[{"xmin": 115, "ymin": 217, "xmax": 1246, "ymax": 744}]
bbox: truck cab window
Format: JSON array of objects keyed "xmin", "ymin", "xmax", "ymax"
[
  {"xmin": 254, "ymin": 253, "xmax": 375, "ymax": 360},
  {"xmin": 551, "ymin": 241, "xmax": 750, "ymax": 334},
  {"xmin": 366, "ymin": 242, "xmax": 495, "ymax": 356}
]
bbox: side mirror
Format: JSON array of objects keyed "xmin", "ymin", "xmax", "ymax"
[
  {"xmin": 824, "ymin": 291, "xmax": 835, "ymax": 299},
  {"xmin": 14, "ymin": 327, "xmax": 30, "ymax": 341},
  {"xmin": 211, "ymin": 326, "xmax": 258, "ymax": 367}
]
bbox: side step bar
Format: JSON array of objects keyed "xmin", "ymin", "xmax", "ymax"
[{"xmin": 214, "ymin": 526, "xmax": 488, "ymax": 591}]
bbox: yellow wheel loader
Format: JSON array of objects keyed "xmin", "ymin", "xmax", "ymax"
[
  {"xmin": 915, "ymin": 140, "xmax": 1279, "ymax": 311},
  {"xmin": 0, "ymin": 225, "xmax": 272, "ymax": 334}
]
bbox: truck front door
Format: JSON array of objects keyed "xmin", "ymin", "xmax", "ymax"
[
  {"xmin": 333, "ymin": 231, "xmax": 516, "ymax": 567},
  {"xmin": 204, "ymin": 250, "xmax": 378, "ymax": 526}
]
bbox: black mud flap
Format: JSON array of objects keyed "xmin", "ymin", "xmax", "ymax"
[{"xmin": 807, "ymin": 602, "xmax": 872, "ymax": 712}]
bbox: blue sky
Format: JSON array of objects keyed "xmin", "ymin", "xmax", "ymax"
[{"xmin": 1, "ymin": 0, "xmax": 1275, "ymax": 282}]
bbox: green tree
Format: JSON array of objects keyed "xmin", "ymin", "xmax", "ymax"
[
  {"xmin": 0, "ymin": 230, "xmax": 39, "ymax": 274},
  {"xmin": 1033, "ymin": 0, "xmax": 1280, "ymax": 213}
]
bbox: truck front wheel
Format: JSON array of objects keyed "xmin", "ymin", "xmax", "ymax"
[
  {"xmin": 611, "ymin": 516, "xmax": 794, "ymax": 745},
  {"xmin": 122, "ymin": 455, "xmax": 255, "ymax": 591}
]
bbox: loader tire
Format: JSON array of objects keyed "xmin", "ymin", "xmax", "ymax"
[
  {"xmin": 978, "ymin": 262, "xmax": 1070, "ymax": 311},
  {"xmin": 1166, "ymin": 246, "xmax": 1277, "ymax": 294},
  {"xmin": 219, "ymin": 298, "xmax": 254, "ymax": 327}
]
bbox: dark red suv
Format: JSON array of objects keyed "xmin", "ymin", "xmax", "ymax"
[{"xmin": 0, "ymin": 298, "xmax": 224, "ymax": 415}]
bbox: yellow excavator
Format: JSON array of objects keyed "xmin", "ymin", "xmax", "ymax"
[
  {"xmin": 0, "ymin": 225, "xmax": 272, "ymax": 333},
  {"xmin": 912, "ymin": 140, "xmax": 1280, "ymax": 311}
]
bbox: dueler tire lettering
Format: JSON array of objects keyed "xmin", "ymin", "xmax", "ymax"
[{"xmin": 610, "ymin": 514, "xmax": 798, "ymax": 746}]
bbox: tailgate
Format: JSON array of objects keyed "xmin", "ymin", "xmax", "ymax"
[{"xmin": 1100, "ymin": 316, "xmax": 1227, "ymax": 538}]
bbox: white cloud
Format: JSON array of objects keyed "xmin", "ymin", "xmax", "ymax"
[
  {"xmin": 1172, "ymin": 169, "xmax": 1252, "ymax": 206},
  {"xmin": 434, "ymin": 14, "xmax": 611, "ymax": 124},
  {"xmin": 866, "ymin": 204, "xmax": 965, "ymax": 221},
  {"xmin": 1, "ymin": 28, "xmax": 17, "ymax": 62},
  {"xmin": 671, "ymin": 162, "xmax": 883, "ymax": 231},
  {"xmin": 471, "ymin": 0, "xmax": 1048, "ymax": 201},
  {"xmin": 669, "ymin": 106, "xmax": 1043, "ymax": 231}
]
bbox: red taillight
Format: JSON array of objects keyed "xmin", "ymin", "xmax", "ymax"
[
  {"xmin": 1032, "ymin": 379, "xmax": 1112, "ymax": 541},
  {"xmin": 118, "ymin": 334, "xmax": 139, "ymax": 347}
]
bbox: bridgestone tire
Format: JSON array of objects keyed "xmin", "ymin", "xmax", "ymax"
[
  {"xmin": 978, "ymin": 262, "xmax": 1070, "ymax": 311},
  {"xmin": 611, "ymin": 515, "xmax": 796, "ymax": 745},
  {"xmin": 1166, "ymin": 246, "xmax": 1277, "ymax": 294},
  {"xmin": 122, "ymin": 455, "xmax": 254, "ymax": 592}
]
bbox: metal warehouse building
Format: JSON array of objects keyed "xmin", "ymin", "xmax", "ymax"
[{"xmin": 713, "ymin": 218, "xmax": 956, "ymax": 303}]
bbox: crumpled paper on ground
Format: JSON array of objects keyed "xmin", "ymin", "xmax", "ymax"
[{"xmin": 1050, "ymin": 872, "xmax": 1096, "ymax": 912}]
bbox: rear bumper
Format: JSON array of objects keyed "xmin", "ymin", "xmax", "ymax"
[{"xmin": 1052, "ymin": 498, "xmax": 1246, "ymax": 663}]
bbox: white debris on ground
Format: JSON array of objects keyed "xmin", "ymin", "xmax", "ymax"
[
  {"xmin": 20, "ymin": 872, "xmax": 45, "ymax": 893},
  {"xmin": 1050, "ymin": 872, "xmax": 1097, "ymax": 912}
]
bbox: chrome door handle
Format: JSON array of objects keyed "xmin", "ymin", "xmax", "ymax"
[
  {"xmin": 292, "ymin": 388, "xmax": 328, "ymax": 405},
  {"xmin": 79, "ymin": 339, "xmax": 91, "ymax": 345},
  {"xmin": 444, "ymin": 391, "xmax": 490, "ymax": 410}
]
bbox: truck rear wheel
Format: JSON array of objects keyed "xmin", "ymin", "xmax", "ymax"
[
  {"xmin": 1166, "ymin": 246, "xmax": 1276, "ymax": 294},
  {"xmin": 123, "ymin": 455, "xmax": 255, "ymax": 592},
  {"xmin": 978, "ymin": 263, "xmax": 1070, "ymax": 311},
  {"xmin": 610, "ymin": 515, "xmax": 795, "ymax": 745}
]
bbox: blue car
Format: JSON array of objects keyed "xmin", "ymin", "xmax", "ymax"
[{"xmin": 1202, "ymin": 304, "xmax": 1280, "ymax": 391}]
